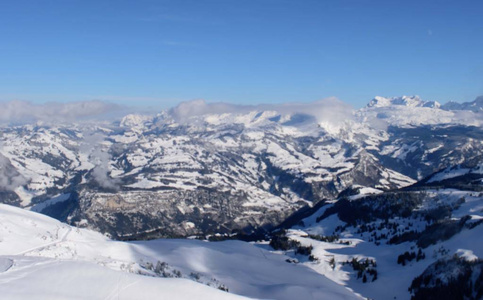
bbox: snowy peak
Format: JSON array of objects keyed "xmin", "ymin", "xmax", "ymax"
[
  {"xmin": 366, "ymin": 96, "xmax": 392, "ymax": 108},
  {"xmin": 422, "ymin": 100, "xmax": 441, "ymax": 108},
  {"xmin": 389, "ymin": 95, "xmax": 424, "ymax": 107},
  {"xmin": 367, "ymin": 95, "xmax": 440, "ymax": 108},
  {"xmin": 441, "ymin": 96, "xmax": 483, "ymax": 112},
  {"xmin": 359, "ymin": 95, "xmax": 483, "ymax": 128},
  {"xmin": 119, "ymin": 114, "xmax": 154, "ymax": 128}
]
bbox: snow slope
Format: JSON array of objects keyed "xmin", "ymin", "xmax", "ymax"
[
  {"xmin": 427, "ymin": 163, "xmax": 483, "ymax": 183},
  {"xmin": 0, "ymin": 204, "xmax": 361, "ymax": 300},
  {"xmin": 0, "ymin": 258, "xmax": 247, "ymax": 300}
]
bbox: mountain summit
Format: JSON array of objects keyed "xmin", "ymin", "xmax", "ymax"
[{"xmin": 367, "ymin": 95, "xmax": 441, "ymax": 108}]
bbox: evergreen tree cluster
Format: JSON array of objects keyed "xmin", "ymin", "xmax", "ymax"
[
  {"xmin": 389, "ymin": 215, "xmax": 479, "ymax": 248},
  {"xmin": 316, "ymin": 192, "xmax": 424, "ymax": 225},
  {"xmin": 344, "ymin": 258, "xmax": 378, "ymax": 283},
  {"xmin": 140, "ymin": 260, "xmax": 182, "ymax": 278},
  {"xmin": 307, "ymin": 234, "xmax": 351, "ymax": 245},
  {"xmin": 409, "ymin": 257, "xmax": 483, "ymax": 300},
  {"xmin": 269, "ymin": 232, "xmax": 314, "ymax": 258},
  {"xmin": 397, "ymin": 249, "xmax": 426, "ymax": 266}
]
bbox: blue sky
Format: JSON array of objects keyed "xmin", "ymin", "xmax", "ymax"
[{"xmin": 0, "ymin": 0, "xmax": 482, "ymax": 108}]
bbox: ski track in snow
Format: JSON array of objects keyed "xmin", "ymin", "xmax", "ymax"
[{"xmin": 16, "ymin": 226, "xmax": 72, "ymax": 256}]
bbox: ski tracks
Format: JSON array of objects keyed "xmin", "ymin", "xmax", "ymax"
[{"xmin": 16, "ymin": 225, "xmax": 72, "ymax": 256}]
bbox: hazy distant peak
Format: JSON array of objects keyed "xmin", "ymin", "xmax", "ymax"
[
  {"xmin": 367, "ymin": 95, "xmax": 437, "ymax": 108},
  {"xmin": 441, "ymin": 96, "xmax": 483, "ymax": 112},
  {"xmin": 367, "ymin": 96, "xmax": 392, "ymax": 108},
  {"xmin": 119, "ymin": 114, "xmax": 154, "ymax": 128},
  {"xmin": 422, "ymin": 101, "xmax": 441, "ymax": 109}
]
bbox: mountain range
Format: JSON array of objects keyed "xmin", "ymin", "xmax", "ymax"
[{"xmin": 0, "ymin": 95, "xmax": 481, "ymax": 238}]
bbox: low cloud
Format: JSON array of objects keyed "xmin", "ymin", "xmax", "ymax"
[
  {"xmin": 0, "ymin": 100, "xmax": 122, "ymax": 125},
  {"xmin": 169, "ymin": 97, "xmax": 355, "ymax": 126},
  {"xmin": 80, "ymin": 132, "xmax": 121, "ymax": 191},
  {"xmin": 0, "ymin": 153, "xmax": 28, "ymax": 191}
]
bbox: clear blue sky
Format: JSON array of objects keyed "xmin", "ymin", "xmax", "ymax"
[{"xmin": 1, "ymin": 0, "xmax": 482, "ymax": 108}]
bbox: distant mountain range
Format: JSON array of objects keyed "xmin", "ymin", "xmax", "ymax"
[
  {"xmin": 441, "ymin": 96, "xmax": 483, "ymax": 112},
  {"xmin": 0, "ymin": 95, "xmax": 481, "ymax": 239},
  {"xmin": 367, "ymin": 95, "xmax": 483, "ymax": 112}
]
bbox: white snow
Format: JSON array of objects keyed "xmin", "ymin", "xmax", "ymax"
[
  {"xmin": 348, "ymin": 187, "xmax": 383, "ymax": 200},
  {"xmin": 428, "ymin": 167, "xmax": 470, "ymax": 183},
  {"xmin": 455, "ymin": 249, "xmax": 478, "ymax": 262},
  {"xmin": 0, "ymin": 258, "xmax": 247, "ymax": 300},
  {"xmin": 0, "ymin": 258, "xmax": 12, "ymax": 273},
  {"xmin": 29, "ymin": 193, "xmax": 71, "ymax": 212},
  {"xmin": 0, "ymin": 204, "xmax": 361, "ymax": 300}
]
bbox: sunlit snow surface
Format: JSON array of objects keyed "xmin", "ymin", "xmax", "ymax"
[{"xmin": 0, "ymin": 204, "xmax": 361, "ymax": 300}]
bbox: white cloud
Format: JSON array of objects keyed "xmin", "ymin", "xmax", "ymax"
[
  {"xmin": 0, "ymin": 97, "xmax": 356, "ymax": 133},
  {"xmin": 169, "ymin": 97, "xmax": 355, "ymax": 126},
  {"xmin": 80, "ymin": 132, "xmax": 121, "ymax": 191},
  {"xmin": 0, "ymin": 153, "xmax": 27, "ymax": 191},
  {"xmin": 0, "ymin": 100, "xmax": 122, "ymax": 125}
]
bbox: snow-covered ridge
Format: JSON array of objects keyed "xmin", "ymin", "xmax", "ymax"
[{"xmin": 427, "ymin": 162, "xmax": 483, "ymax": 183}]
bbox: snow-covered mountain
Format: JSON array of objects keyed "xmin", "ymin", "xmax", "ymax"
[{"xmin": 0, "ymin": 96, "xmax": 481, "ymax": 240}]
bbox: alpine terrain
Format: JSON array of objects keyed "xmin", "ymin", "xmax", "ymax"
[{"xmin": 0, "ymin": 95, "xmax": 482, "ymax": 299}]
